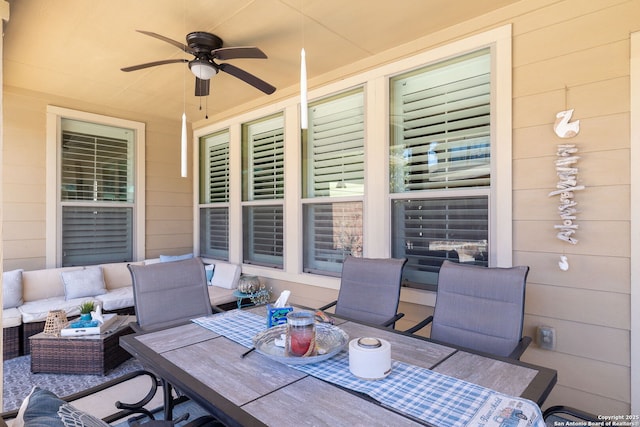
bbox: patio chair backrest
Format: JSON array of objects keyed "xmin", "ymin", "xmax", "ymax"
[
  {"xmin": 128, "ymin": 257, "xmax": 212, "ymax": 332},
  {"xmin": 431, "ymin": 260, "xmax": 529, "ymax": 358},
  {"xmin": 334, "ymin": 256, "xmax": 407, "ymax": 326}
]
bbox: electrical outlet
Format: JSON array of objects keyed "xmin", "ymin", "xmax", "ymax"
[{"xmin": 537, "ymin": 326, "xmax": 556, "ymax": 350}]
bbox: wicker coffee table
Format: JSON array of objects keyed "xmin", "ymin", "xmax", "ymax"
[{"xmin": 29, "ymin": 315, "xmax": 134, "ymax": 375}]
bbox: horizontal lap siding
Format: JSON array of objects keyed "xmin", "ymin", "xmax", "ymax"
[{"xmin": 512, "ymin": 0, "xmax": 639, "ymax": 414}]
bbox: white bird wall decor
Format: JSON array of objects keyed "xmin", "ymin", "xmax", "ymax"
[{"xmin": 554, "ymin": 109, "xmax": 580, "ymax": 138}]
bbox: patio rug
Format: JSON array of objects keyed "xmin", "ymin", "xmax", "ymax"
[{"xmin": 2, "ymin": 355, "xmax": 143, "ymax": 412}]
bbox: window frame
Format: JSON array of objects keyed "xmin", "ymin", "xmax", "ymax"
[{"xmin": 46, "ymin": 106, "xmax": 146, "ymax": 267}]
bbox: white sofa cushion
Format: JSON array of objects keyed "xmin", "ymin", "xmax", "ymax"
[
  {"xmin": 3, "ymin": 268, "xmax": 24, "ymax": 309},
  {"xmin": 100, "ymin": 261, "xmax": 142, "ymax": 290},
  {"xmin": 208, "ymin": 261, "xmax": 241, "ymax": 289},
  {"xmin": 95, "ymin": 286, "xmax": 134, "ymax": 311},
  {"xmin": 3, "ymin": 307, "xmax": 22, "ymax": 328},
  {"xmin": 18, "ymin": 296, "xmax": 96, "ymax": 323},
  {"xmin": 61, "ymin": 267, "xmax": 107, "ymax": 300},
  {"xmin": 159, "ymin": 253, "xmax": 194, "ymax": 262},
  {"xmin": 207, "ymin": 286, "xmax": 237, "ymax": 307}
]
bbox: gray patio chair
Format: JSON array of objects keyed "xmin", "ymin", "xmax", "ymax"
[
  {"xmin": 128, "ymin": 257, "xmax": 217, "ymax": 422},
  {"xmin": 405, "ymin": 260, "xmax": 532, "ymax": 359},
  {"xmin": 319, "ymin": 256, "xmax": 407, "ymax": 328},
  {"xmin": 128, "ymin": 257, "xmax": 215, "ymax": 333},
  {"xmin": 543, "ymin": 406, "xmax": 599, "ymax": 424},
  {"xmin": 0, "ymin": 370, "xmax": 221, "ymax": 427}
]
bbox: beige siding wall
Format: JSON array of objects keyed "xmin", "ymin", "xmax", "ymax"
[
  {"xmin": 511, "ymin": 0, "xmax": 637, "ymax": 414},
  {"xmin": 2, "ymin": 87, "xmax": 195, "ymax": 271},
  {"xmin": 2, "ymin": 0, "xmax": 638, "ymax": 415}
]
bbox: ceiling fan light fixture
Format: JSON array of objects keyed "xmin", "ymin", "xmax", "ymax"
[{"xmin": 189, "ymin": 59, "xmax": 217, "ymax": 80}]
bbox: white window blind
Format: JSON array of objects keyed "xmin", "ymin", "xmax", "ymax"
[
  {"xmin": 245, "ymin": 116, "xmax": 284, "ymax": 201},
  {"xmin": 303, "ymin": 201, "xmax": 363, "ymax": 274},
  {"xmin": 390, "ymin": 50, "xmax": 491, "ymax": 192},
  {"xmin": 303, "ymin": 89, "xmax": 365, "ymax": 275},
  {"xmin": 243, "ymin": 205, "xmax": 284, "ymax": 267},
  {"xmin": 199, "ymin": 131, "xmax": 230, "ymax": 259},
  {"xmin": 243, "ymin": 115, "xmax": 284, "ymax": 267},
  {"xmin": 202, "ymin": 133, "xmax": 230, "ymax": 203},
  {"xmin": 305, "ymin": 90, "xmax": 365, "ymax": 198},
  {"xmin": 60, "ymin": 121, "xmax": 135, "ymax": 266},
  {"xmin": 62, "ymin": 206, "xmax": 133, "ymax": 265},
  {"xmin": 390, "ymin": 50, "xmax": 492, "ymax": 289},
  {"xmin": 61, "ymin": 131, "xmax": 132, "ymax": 202}
]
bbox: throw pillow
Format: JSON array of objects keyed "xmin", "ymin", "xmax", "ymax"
[
  {"xmin": 210, "ymin": 262, "xmax": 241, "ymax": 289},
  {"xmin": 61, "ymin": 267, "xmax": 107, "ymax": 300},
  {"xmin": 159, "ymin": 253, "xmax": 194, "ymax": 263},
  {"xmin": 205, "ymin": 264, "xmax": 215, "ymax": 284},
  {"xmin": 2, "ymin": 268, "xmax": 23, "ymax": 309},
  {"xmin": 14, "ymin": 387, "xmax": 109, "ymax": 427}
]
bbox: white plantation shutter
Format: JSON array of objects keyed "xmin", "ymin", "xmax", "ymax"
[
  {"xmin": 390, "ymin": 50, "xmax": 491, "ymax": 192},
  {"xmin": 61, "ymin": 131, "xmax": 132, "ymax": 202},
  {"xmin": 203, "ymin": 133, "xmax": 230, "ymax": 203},
  {"xmin": 60, "ymin": 123, "xmax": 134, "ymax": 266},
  {"xmin": 303, "ymin": 89, "xmax": 364, "ymax": 274},
  {"xmin": 243, "ymin": 116, "xmax": 284, "ymax": 267},
  {"xmin": 62, "ymin": 206, "xmax": 133, "ymax": 265},
  {"xmin": 390, "ymin": 50, "xmax": 491, "ymax": 289},
  {"xmin": 304, "ymin": 201, "xmax": 363, "ymax": 274},
  {"xmin": 246, "ymin": 117, "xmax": 284, "ymax": 200},
  {"xmin": 306, "ymin": 90, "xmax": 364, "ymax": 198},
  {"xmin": 199, "ymin": 131, "xmax": 230, "ymax": 259},
  {"xmin": 243, "ymin": 205, "xmax": 284, "ymax": 267}
]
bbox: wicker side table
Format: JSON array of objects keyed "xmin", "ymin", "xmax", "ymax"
[{"xmin": 29, "ymin": 315, "xmax": 134, "ymax": 375}]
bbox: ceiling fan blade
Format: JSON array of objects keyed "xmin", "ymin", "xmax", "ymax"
[
  {"xmin": 212, "ymin": 46, "xmax": 267, "ymax": 61},
  {"xmin": 136, "ymin": 30, "xmax": 194, "ymax": 54},
  {"xmin": 195, "ymin": 77, "xmax": 210, "ymax": 97},
  {"xmin": 218, "ymin": 63, "xmax": 276, "ymax": 95},
  {"xmin": 121, "ymin": 59, "xmax": 188, "ymax": 72}
]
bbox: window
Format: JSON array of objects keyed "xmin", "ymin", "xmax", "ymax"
[
  {"xmin": 193, "ymin": 26, "xmax": 511, "ymax": 293},
  {"xmin": 47, "ymin": 107, "xmax": 144, "ymax": 267},
  {"xmin": 199, "ymin": 130, "xmax": 230, "ymax": 260},
  {"xmin": 390, "ymin": 49, "xmax": 491, "ymax": 289},
  {"xmin": 302, "ymin": 89, "xmax": 365, "ymax": 274},
  {"xmin": 242, "ymin": 115, "xmax": 284, "ymax": 268}
]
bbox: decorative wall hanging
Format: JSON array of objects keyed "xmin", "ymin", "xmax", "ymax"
[
  {"xmin": 554, "ymin": 109, "xmax": 580, "ymax": 138},
  {"xmin": 549, "ymin": 108, "xmax": 585, "ymax": 271}
]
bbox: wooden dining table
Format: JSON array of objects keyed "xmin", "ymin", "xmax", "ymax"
[{"xmin": 120, "ymin": 305, "xmax": 556, "ymax": 427}]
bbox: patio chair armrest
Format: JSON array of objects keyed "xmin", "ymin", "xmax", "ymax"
[
  {"xmin": 404, "ymin": 315, "xmax": 434, "ymax": 334},
  {"xmin": 318, "ymin": 300, "xmax": 337, "ymax": 311},
  {"xmin": 507, "ymin": 336, "xmax": 532, "ymax": 360},
  {"xmin": 381, "ymin": 312, "xmax": 405, "ymax": 328},
  {"xmin": 543, "ymin": 405, "xmax": 599, "ymax": 422}
]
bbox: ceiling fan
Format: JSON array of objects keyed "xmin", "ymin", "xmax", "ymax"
[{"xmin": 121, "ymin": 30, "xmax": 276, "ymax": 97}]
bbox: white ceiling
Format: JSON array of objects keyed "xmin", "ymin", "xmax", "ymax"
[{"xmin": 3, "ymin": 0, "xmax": 518, "ymax": 123}]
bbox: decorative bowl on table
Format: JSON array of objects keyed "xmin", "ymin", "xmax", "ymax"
[
  {"xmin": 252, "ymin": 323, "xmax": 349, "ymax": 365},
  {"xmin": 237, "ymin": 275, "xmax": 261, "ymax": 293}
]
